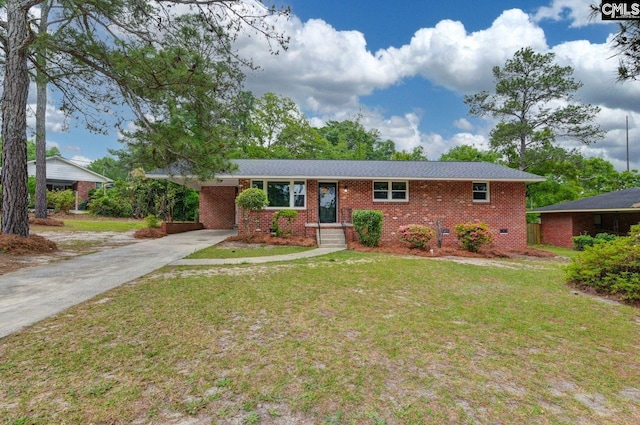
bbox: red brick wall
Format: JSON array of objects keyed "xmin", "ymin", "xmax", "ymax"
[
  {"xmin": 214, "ymin": 179, "xmax": 529, "ymax": 249},
  {"xmin": 235, "ymin": 179, "xmax": 314, "ymax": 236},
  {"xmin": 199, "ymin": 186, "xmax": 237, "ymax": 229},
  {"xmin": 541, "ymin": 212, "xmax": 640, "ymax": 248},
  {"xmin": 337, "ymin": 179, "xmax": 528, "ymax": 249},
  {"xmin": 73, "ymin": 181, "xmax": 96, "ymax": 202},
  {"xmin": 162, "ymin": 222, "xmax": 204, "ymax": 234},
  {"xmin": 540, "ymin": 213, "xmax": 575, "ymax": 248}
]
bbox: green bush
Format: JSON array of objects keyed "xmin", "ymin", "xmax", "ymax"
[
  {"xmin": 236, "ymin": 188, "xmax": 269, "ymax": 235},
  {"xmin": 352, "ymin": 210, "xmax": 383, "ymax": 247},
  {"xmin": 398, "ymin": 224, "xmax": 435, "ymax": 249},
  {"xmin": 47, "ymin": 189, "xmax": 75, "ymax": 213},
  {"xmin": 573, "ymin": 232, "xmax": 618, "ymax": 251},
  {"xmin": 567, "ymin": 235, "xmax": 640, "ymax": 302},
  {"xmin": 272, "ymin": 209, "xmax": 298, "ymax": 237},
  {"xmin": 453, "ymin": 221, "xmax": 494, "ymax": 253},
  {"xmin": 88, "ymin": 192, "xmax": 133, "ymax": 217},
  {"xmin": 145, "ymin": 214, "xmax": 161, "ymax": 228}
]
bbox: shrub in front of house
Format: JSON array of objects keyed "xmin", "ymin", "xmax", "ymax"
[
  {"xmin": 453, "ymin": 221, "xmax": 494, "ymax": 253},
  {"xmin": 236, "ymin": 188, "xmax": 269, "ymax": 236},
  {"xmin": 145, "ymin": 214, "xmax": 162, "ymax": 228},
  {"xmin": 567, "ymin": 225, "xmax": 640, "ymax": 302},
  {"xmin": 47, "ymin": 189, "xmax": 75, "ymax": 213},
  {"xmin": 572, "ymin": 232, "xmax": 618, "ymax": 251},
  {"xmin": 88, "ymin": 191, "xmax": 133, "ymax": 217},
  {"xmin": 272, "ymin": 209, "xmax": 298, "ymax": 237},
  {"xmin": 353, "ymin": 209, "xmax": 383, "ymax": 247},
  {"xmin": 398, "ymin": 224, "xmax": 435, "ymax": 249}
]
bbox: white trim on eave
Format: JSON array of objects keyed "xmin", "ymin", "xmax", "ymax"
[
  {"xmin": 533, "ymin": 208, "xmax": 640, "ymax": 214},
  {"xmin": 210, "ymin": 174, "xmax": 544, "ymax": 183}
]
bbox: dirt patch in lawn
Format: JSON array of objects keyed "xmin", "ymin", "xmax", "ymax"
[{"xmin": 0, "ymin": 229, "xmax": 142, "ymax": 276}]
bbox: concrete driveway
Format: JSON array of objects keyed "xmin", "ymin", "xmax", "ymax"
[{"xmin": 0, "ymin": 229, "xmax": 235, "ymax": 339}]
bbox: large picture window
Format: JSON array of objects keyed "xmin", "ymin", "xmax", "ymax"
[
  {"xmin": 252, "ymin": 180, "xmax": 306, "ymax": 209},
  {"xmin": 373, "ymin": 181, "xmax": 408, "ymax": 201},
  {"xmin": 473, "ymin": 182, "xmax": 489, "ymax": 202}
]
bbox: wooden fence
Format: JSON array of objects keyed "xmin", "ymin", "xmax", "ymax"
[{"xmin": 527, "ymin": 223, "xmax": 541, "ymax": 245}]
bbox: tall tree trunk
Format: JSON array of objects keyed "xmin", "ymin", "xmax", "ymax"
[
  {"xmin": 519, "ymin": 135, "xmax": 527, "ymax": 171},
  {"xmin": 1, "ymin": 0, "xmax": 35, "ymax": 236},
  {"xmin": 35, "ymin": 1, "xmax": 51, "ymax": 219}
]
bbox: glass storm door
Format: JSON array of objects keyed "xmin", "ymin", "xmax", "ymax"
[{"xmin": 318, "ymin": 182, "xmax": 337, "ymax": 223}]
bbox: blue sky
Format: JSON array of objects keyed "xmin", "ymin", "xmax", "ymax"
[{"xmin": 36, "ymin": 0, "xmax": 639, "ymax": 171}]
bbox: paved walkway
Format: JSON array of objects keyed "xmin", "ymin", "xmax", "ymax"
[{"xmin": 0, "ymin": 230, "xmax": 344, "ymax": 339}]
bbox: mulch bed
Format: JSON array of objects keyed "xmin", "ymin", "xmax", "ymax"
[
  {"xmin": 227, "ymin": 233, "xmax": 318, "ymax": 247},
  {"xmin": 134, "ymin": 228, "xmax": 167, "ymax": 239},
  {"xmin": 29, "ymin": 217, "xmax": 65, "ymax": 227},
  {"xmin": 0, "ymin": 234, "xmax": 58, "ymax": 255},
  {"xmin": 347, "ymin": 239, "xmax": 555, "ymax": 259},
  {"xmin": 225, "ymin": 233, "xmax": 555, "ymax": 259}
]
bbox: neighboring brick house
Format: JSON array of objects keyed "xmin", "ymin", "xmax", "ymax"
[
  {"xmin": 149, "ymin": 159, "xmax": 543, "ymax": 250},
  {"xmin": 26, "ymin": 156, "xmax": 113, "ymax": 207},
  {"xmin": 531, "ymin": 187, "xmax": 640, "ymax": 248}
]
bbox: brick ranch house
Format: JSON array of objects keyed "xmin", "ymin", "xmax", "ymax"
[
  {"xmin": 26, "ymin": 156, "xmax": 113, "ymax": 207},
  {"xmin": 531, "ymin": 187, "xmax": 640, "ymax": 248},
  {"xmin": 149, "ymin": 159, "xmax": 543, "ymax": 249}
]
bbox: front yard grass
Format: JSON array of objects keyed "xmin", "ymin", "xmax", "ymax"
[
  {"xmin": 186, "ymin": 244, "xmax": 314, "ymax": 259},
  {"xmin": 30, "ymin": 218, "xmax": 145, "ymax": 233},
  {"xmin": 1, "ymin": 251, "xmax": 639, "ymax": 424}
]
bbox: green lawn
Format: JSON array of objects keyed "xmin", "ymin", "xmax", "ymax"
[
  {"xmin": 186, "ymin": 244, "xmax": 314, "ymax": 259},
  {"xmin": 31, "ymin": 218, "xmax": 146, "ymax": 233},
  {"xmin": 1, "ymin": 251, "xmax": 639, "ymax": 424}
]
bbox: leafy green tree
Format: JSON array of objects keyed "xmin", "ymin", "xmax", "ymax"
[
  {"xmin": 526, "ymin": 176, "xmax": 582, "ymax": 209},
  {"xmin": 392, "ymin": 146, "xmax": 428, "ymax": 161},
  {"xmin": 598, "ymin": 13, "xmax": 640, "ymax": 81},
  {"xmin": 0, "ymin": 0, "xmax": 288, "ymax": 237},
  {"xmin": 87, "ymin": 156, "xmax": 129, "ymax": 181},
  {"xmin": 439, "ymin": 145, "xmax": 499, "ymax": 163},
  {"xmin": 318, "ymin": 119, "xmax": 399, "ymax": 160},
  {"xmin": 233, "ymin": 92, "xmax": 336, "ymax": 159},
  {"xmin": 464, "ymin": 47, "xmax": 604, "ymax": 171},
  {"xmin": 87, "ymin": 174, "xmax": 198, "ymax": 221}
]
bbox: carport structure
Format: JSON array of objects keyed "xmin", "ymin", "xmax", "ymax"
[{"xmin": 532, "ymin": 187, "xmax": 640, "ymax": 248}]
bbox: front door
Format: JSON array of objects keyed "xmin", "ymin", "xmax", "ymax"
[{"xmin": 318, "ymin": 182, "xmax": 337, "ymax": 223}]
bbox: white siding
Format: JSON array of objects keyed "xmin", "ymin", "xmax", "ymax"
[{"xmin": 27, "ymin": 157, "xmax": 110, "ymax": 183}]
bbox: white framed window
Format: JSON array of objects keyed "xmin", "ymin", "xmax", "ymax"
[
  {"xmin": 252, "ymin": 180, "xmax": 306, "ymax": 209},
  {"xmin": 472, "ymin": 182, "xmax": 489, "ymax": 202},
  {"xmin": 373, "ymin": 181, "xmax": 408, "ymax": 201}
]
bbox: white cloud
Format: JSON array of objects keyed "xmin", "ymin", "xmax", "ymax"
[
  {"xmin": 416, "ymin": 132, "xmax": 490, "ymax": 160},
  {"xmin": 359, "ymin": 110, "xmax": 423, "ymax": 151},
  {"xmin": 69, "ymin": 155, "xmax": 93, "ymax": 167},
  {"xmin": 377, "ymin": 9, "xmax": 548, "ymax": 93},
  {"xmin": 532, "ymin": 0, "xmax": 597, "ymax": 27},
  {"xmin": 241, "ymin": 9, "xmax": 548, "ymax": 114},
  {"xmin": 235, "ymin": 6, "xmax": 640, "ymax": 170},
  {"xmin": 454, "ymin": 118, "xmax": 474, "ymax": 131},
  {"xmin": 46, "ymin": 140, "xmax": 60, "ymax": 150}
]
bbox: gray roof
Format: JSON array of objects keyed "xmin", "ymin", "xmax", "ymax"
[
  {"xmin": 148, "ymin": 159, "xmax": 543, "ymax": 182},
  {"xmin": 532, "ymin": 187, "xmax": 640, "ymax": 213}
]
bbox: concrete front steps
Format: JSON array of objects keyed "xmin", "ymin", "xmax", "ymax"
[{"xmin": 317, "ymin": 227, "xmax": 348, "ymax": 248}]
